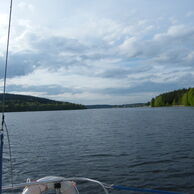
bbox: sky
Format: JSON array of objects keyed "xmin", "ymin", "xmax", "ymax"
[{"xmin": 0, "ymin": 0, "xmax": 194, "ymax": 105}]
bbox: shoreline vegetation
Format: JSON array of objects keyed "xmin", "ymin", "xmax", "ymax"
[
  {"xmin": 0, "ymin": 93, "xmax": 86, "ymax": 112},
  {"xmin": 150, "ymin": 88, "xmax": 194, "ymax": 107},
  {"xmin": 0, "ymin": 87, "xmax": 193, "ymax": 112},
  {"xmin": 86, "ymin": 103, "xmax": 148, "ymax": 109}
]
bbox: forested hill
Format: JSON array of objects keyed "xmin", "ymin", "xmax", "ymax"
[
  {"xmin": 0, "ymin": 93, "xmax": 86, "ymax": 112},
  {"xmin": 151, "ymin": 88, "xmax": 194, "ymax": 107}
]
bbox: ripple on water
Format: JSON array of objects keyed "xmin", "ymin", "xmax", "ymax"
[{"xmin": 2, "ymin": 108, "xmax": 194, "ymax": 193}]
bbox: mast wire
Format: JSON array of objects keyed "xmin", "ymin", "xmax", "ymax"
[
  {"xmin": 4, "ymin": 121, "xmax": 13, "ymax": 188},
  {"xmin": 1, "ymin": 0, "xmax": 13, "ymax": 120},
  {"xmin": 1, "ymin": 0, "xmax": 14, "ymax": 189}
]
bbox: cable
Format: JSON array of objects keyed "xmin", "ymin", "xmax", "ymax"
[
  {"xmin": 1, "ymin": 0, "xmax": 13, "ymax": 117},
  {"xmin": 4, "ymin": 121, "xmax": 13, "ymax": 188},
  {"xmin": 0, "ymin": 1, "xmax": 14, "ymax": 193}
]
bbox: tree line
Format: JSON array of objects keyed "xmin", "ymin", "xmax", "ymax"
[
  {"xmin": 0, "ymin": 93, "xmax": 86, "ymax": 112},
  {"xmin": 150, "ymin": 88, "xmax": 194, "ymax": 107}
]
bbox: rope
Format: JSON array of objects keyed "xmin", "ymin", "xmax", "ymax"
[
  {"xmin": 111, "ymin": 185, "xmax": 184, "ymax": 194},
  {"xmin": 0, "ymin": 132, "xmax": 3, "ymax": 194},
  {"xmin": 4, "ymin": 121, "xmax": 13, "ymax": 188}
]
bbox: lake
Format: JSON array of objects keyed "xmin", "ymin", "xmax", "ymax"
[{"xmin": 2, "ymin": 107, "xmax": 194, "ymax": 193}]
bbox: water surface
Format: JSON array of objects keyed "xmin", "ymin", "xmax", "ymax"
[{"xmin": 3, "ymin": 107, "xmax": 194, "ymax": 193}]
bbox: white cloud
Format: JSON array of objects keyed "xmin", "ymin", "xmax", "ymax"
[
  {"xmin": 1, "ymin": 0, "xmax": 194, "ymax": 104},
  {"xmin": 154, "ymin": 25, "xmax": 194, "ymax": 41},
  {"xmin": 0, "ymin": 13, "xmax": 9, "ymax": 54},
  {"xmin": 7, "ymin": 67, "xmax": 130, "ymax": 90},
  {"xmin": 0, "ymin": 13, "xmax": 8, "ymax": 25},
  {"xmin": 119, "ymin": 37, "xmax": 141, "ymax": 57},
  {"xmin": 186, "ymin": 51, "xmax": 194, "ymax": 61},
  {"xmin": 17, "ymin": 2, "xmax": 34, "ymax": 12}
]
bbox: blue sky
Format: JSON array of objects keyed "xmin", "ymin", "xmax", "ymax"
[{"xmin": 0, "ymin": 0, "xmax": 194, "ymax": 104}]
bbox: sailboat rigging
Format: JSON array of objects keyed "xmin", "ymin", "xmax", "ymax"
[{"xmin": 1, "ymin": 0, "xmax": 13, "ymax": 193}]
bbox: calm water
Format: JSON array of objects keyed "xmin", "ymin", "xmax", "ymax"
[{"xmin": 2, "ymin": 107, "xmax": 194, "ymax": 193}]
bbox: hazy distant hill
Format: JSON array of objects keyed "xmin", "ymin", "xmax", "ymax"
[
  {"xmin": 114, "ymin": 103, "xmax": 148, "ymax": 108},
  {"xmin": 0, "ymin": 93, "xmax": 86, "ymax": 112},
  {"xmin": 86, "ymin": 104, "xmax": 114, "ymax": 109},
  {"xmin": 86, "ymin": 103, "xmax": 147, "ymax": 109},
  {"xmin": 150, "ymin": 87, "xmax": 194, "ymax": 107}
]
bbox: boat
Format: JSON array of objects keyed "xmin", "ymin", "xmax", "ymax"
[{"xmin": 0, "ymin": 0, "xmax": 184, "ymax": 193}]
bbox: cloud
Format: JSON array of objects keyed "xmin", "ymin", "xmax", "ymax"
[
  {"xmin": 0, "ymin": 51, "xmax": 37, "ymax": 78},
  {"xmin": 1, "ymin": 1, "xmax": 194, "ymax": 104},
  {"xmin": 119, "ymin": 37, "xmax": 141, "ymax": 57},
  {"xmin": 0, "ymin": 13, "xmax": 8, "ymax": 26},
  {"xmin": 186, "ymin": 11, "xmax": 194, "ymax": 17},
  {"xmin": 118, "ymin": 24, "xmax": 194, "ymax": 69},
  {"xmin": 17, "ymin": 2, "xmax": 34, "ymax": 12},
  {"xmin": 6, "ymin": 84, "xmax": 81, "ymax": 96},
  {"xmin": 153, "ymin": 25, "xmax": 194, "ymax": 42}
]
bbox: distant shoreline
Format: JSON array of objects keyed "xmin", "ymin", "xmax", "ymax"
[{"xmin": 4, "ymin": 105, "xmax": 194, "ymax": 113}]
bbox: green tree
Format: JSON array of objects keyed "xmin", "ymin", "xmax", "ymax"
[
  {"xmin": 154, "ymin": 95, "xmax": 165, "ymax": 107},
  {"xmin": 188, "ymin": 88, "xmax": 194, "ymax": 106},
  {"xmin": 181, "ymin": 92, "xmax": 189, "ymax": 106},
  {"xmin": 151, "ymin": 98, "xmax": 155, "ymax": 107}
]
